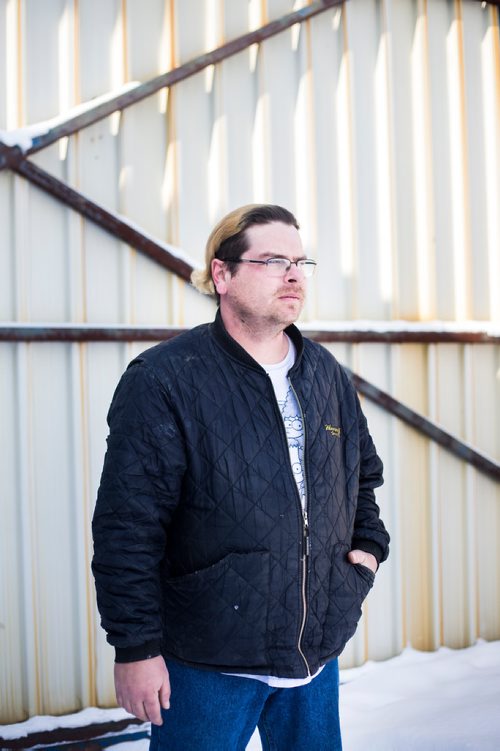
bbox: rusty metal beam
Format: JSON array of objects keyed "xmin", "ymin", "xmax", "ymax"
[
  {"xmin": 347, "ymin": 369, "xmax": 500, "ymax": 483},
  {"xmin": 11, "ymin": 159, "xmax": 194, "ymax": 282},
  {"xmin": 0, "ymin": 326, "xmax": 185, "ymax": 342},
  {"xmin": 0, "ymin": 325, "xmax": 499, "ymax": 344},
  {"xmin": 304, "ymin": 329, "xmax": 499, "ymax": 344},
  {"xmin": 0, "ymin": 0, "xmax": 342, "ymax": 163}
]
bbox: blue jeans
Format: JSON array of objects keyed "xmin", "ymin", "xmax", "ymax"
[{"xmin": 149, "ymin": 658, "xmax": 342, "ymax": 751}]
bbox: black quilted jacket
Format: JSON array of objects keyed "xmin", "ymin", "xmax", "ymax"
[{"xmin": 92, "ymin": 311, "xmax": 389, "ymax": 678}]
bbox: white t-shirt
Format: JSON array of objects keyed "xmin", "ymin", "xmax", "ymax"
[{"xmin": 226, "ymin": 336, "xmax": 322, "ymax": 688}]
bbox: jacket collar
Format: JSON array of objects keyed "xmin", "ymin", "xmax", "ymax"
[{"xmin": 210, "ymin": 308, "xmax": 304, "ymax": 372}]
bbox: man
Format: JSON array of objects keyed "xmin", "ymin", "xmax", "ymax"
[{"xmin": 92, "ymin": 204, "xmax": 389, "ymax": 750}]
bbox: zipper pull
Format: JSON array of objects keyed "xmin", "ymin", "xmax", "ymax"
[{"xmin": 303, "ymin": 510, "xmax": 310, "ymax": 557}]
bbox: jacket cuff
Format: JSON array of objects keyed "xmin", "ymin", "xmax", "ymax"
[
  {"xmin": 114, "ymin": 639, "xmax": 162, "ymax": 664},
  {"xmin": 350, "ymin": 538, "xmax": 384, "ymax": 566}
]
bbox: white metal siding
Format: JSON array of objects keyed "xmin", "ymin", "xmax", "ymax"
[{"xmin": 0, "ymin": 0, "xmax": 499, "ymax": 722}]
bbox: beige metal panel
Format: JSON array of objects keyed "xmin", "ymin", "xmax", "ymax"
[
  {"xmin": 214, "ymin": 1, "xmax": 258, "ymax": 214},
  {"xmin": 177, "ymin": 280, "xmax": 216, "ymax": 327},
  {"xmin": 256, "ymin": 22, "xmax": 299, "ymax": 207},
  {"xmin": 0, "ymin": 173, "xmax": 15, "ymax": 319},
  {"xmin": 386, "ymin": 0, "xmax": 420, "ymax": 320},
  {"xmin": 343, "ymin": 0, "xmax": 395, "ymax": 320},
  {"xmin": 119, "ymin": 101, "xmax": 167, "ymax": 239},
  {"xmin": 124, "ymin": 0, "xmax": 171, "ymax": 81},
  {"xmin": 427, "ymin": 2, "xmax": 468, "ymax": 320},
  {"xmin": 67, "ymin": 342, "xmax": 95, "ymax": 711},
  {"xmin": 64, "ymin": 145, "xmax": 86, "ymax": 324},
  {"xmin": 392, "ymin": 344, "xmax": 435, "ymax": 650},
  {"xmin": 471, "ymin": 345, "xmax": 500, "ymax": 639},
  {"xmin": 410, "ymin": 1, "xmax": 437, "ymax": 321},
  {"xmin": 11, "ymin": 175, "xmax": 29, "ymax": 323},
  {"xmin": 215, "ymin": 46, "xmax": 256, "ymax": 211},
  {"xmin": 476, "ymin": 472, "xmax": 500, "ymax": 640},
  {"xmin": 78, "ymin": 126, "xmax": 123, "ymax": 324},
  {"xmin": 355, "ymin": 344, "xmax": 402, "ymax": 662},
  {"xmin": 170, "ymin": 6, "xmax": 213, "ymax": 268},
  {"xmin": 22, "ymin": 0, "xmax": 66, "ymax": 123},
  {"xmin": 121, "ymin": 0, "xmax": 176, "ymax": 325},
  {"xmin": 470, "ymin": 345, "xmax": 499, "ymax": 459},
  {"xmin": 0, "ymin": 0, "xmax": 8, "ymax": 128},
  {"xmin": 119, "ymin": 98, "xmax": 172, "ymax": 324},
  {"xmin": 77, "ymin": 2, "xmax": 126, "ymax": 324},
  {"xmin": 0, "ymin": 344, "xmax": 26, "ymax": 723},
  {"xmin": 426, "ymin": 2, "xmax": 455, "ymax": 320},
  {"xmin": 78, "ymin": 0, "xmax": 122, "ymax": 100},
  {"xmin": 223, "ymin": 0, "xmax": 258, "ymax": 44},
  {"xmin": 310, "ymin": 6, "xmax": 355, "ymax": 322},
  {"xmin": 461, "ymin": 4, "xmax": 491, "ymax": 320},
  {"xmin": 432, "ymin": 345, "xmax": 469, "ymax": 646},
  {"xmin": 2, "ymin": 0, "xmax": 21, "ymax": 128},
  {"xmin": 26, "ymin": 344, "xmax": 83, "ymax": 714},
  {"xmin": 24, "ymin": 148, "xmax": 73, "ymax": 322},
  {"xmin": 481, "ymin": 4, "xmax": 500, "ymax": 321},
  {"xmin": 171, "ymin": 0, "xmax": 209, "ymax": 64}
]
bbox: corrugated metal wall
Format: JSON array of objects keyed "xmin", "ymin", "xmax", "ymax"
[{"xmin": 1, "ymin": 0, "xmax": 499, "ymax": 723}]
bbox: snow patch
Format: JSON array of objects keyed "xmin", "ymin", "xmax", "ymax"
[
  {"xmin": 0, "ymin": 707, "xmax": 134, "ymax": 740},
  {"xmin": 0, "ymin": 82, "xmax": 141, "ymax": 152}
]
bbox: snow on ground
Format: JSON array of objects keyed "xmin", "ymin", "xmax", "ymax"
[
  {"xmin": 339, "ymin": 640, "xmax": 500, "ymax": 751},
  {"xmin": 2, "ymin": 641, "xmax": 499, "ymax": 749}
]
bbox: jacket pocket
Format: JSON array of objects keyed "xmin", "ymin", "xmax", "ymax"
[
  {"xmin": 320, "ymin": 543, "xmax": 375, "ymax": 659},
  {"xmin": 163, "ymin": 550, "xmax": 270, "ymax": 668}
]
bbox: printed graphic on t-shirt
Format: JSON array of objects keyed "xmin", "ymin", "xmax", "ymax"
[{"xmin": 279, "ymin": 388, "xmax": 306, "ymax": 505}]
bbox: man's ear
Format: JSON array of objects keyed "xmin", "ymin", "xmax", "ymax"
[{"xmin": 211, "ymin": 258, "xmax": 229, "ymax": 297}]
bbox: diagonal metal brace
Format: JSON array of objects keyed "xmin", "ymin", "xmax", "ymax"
[
  {"xmin": 347, "ymin": 368, "xmax": 500, "ymax": 483},
  {"xmin": 11, "ymin": 157, "xmax": 194, "ymax": 281}
]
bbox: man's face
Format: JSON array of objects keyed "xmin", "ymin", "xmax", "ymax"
[{"xmin": 213, "ymin": 221, "xmax": 307, "ymax": 331}]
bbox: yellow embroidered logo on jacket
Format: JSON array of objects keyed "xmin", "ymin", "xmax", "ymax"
[{"xmin": 324, "ymin": 424, "xmax": 341, "ymax": 437}]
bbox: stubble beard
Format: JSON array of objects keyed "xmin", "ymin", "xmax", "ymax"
[{"xmin": 235, "ymin": 293, "xmax": 304, "ymax": 337}]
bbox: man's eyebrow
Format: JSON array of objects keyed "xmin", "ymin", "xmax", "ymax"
[{"xmin": 252, "ymin": 251, "xmax": 308, "ymax": 260}]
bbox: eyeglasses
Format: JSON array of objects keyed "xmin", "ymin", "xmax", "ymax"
[{"xmin": 220, "ymin": 257, "xmax": 317, "ymax": 278}]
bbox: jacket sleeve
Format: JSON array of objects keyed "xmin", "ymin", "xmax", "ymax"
[
  {"xmin": 91, "ymin": 360, "xmax": 186, "ymax": 662},
  {"xmin": 350, "ymin": 392, "xmax": 390, "ymax": 565}
]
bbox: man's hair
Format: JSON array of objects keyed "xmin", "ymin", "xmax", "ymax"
[{"xmin": 191, "ymin": 204, "xmax": 299, "ymax": 299}]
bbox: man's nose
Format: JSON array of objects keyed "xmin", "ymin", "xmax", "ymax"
[{"xmin": 284, "ymin": 264, "xmax": 301, "ymax": 281}]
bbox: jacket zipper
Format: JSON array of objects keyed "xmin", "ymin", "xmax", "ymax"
[
  {"xmin": 266, "ymin": 372, "xmax": 311, "ymax": 676},
  {"xmin": 289, "ymin": 379, "xmax": 311, "ymax": 677}
]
